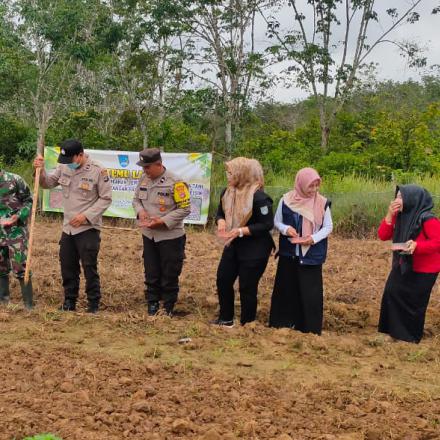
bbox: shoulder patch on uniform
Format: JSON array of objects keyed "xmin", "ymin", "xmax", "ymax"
[
  {"xmin": 101, "ymin": 168, "xmax": 110, "ymax": 182},
  {"xmin": 260, "ymin": 205, "xmax": 269, "ymax": 215},
  {"xmin": 174, "ymin": 182, "xmax": 190, "ymax": 208}
]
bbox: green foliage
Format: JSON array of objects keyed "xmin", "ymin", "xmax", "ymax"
[
  {"xmin": 0, "ymin": 4, "xmax": 34, "ymax": 101},
  {"xmin": 23, "ymin": 434, "xmax": 62, "ymax": 440},
  {"xmin": 0, "ymin": 115, "xmax": 35, "ymax": 164}
]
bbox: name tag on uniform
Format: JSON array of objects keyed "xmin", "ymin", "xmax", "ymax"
[
  {"xmin": 260, "ymin": 206, "xmax": 269, "ymax": 215},
  {"xmin": 139, "ymin": 187, "xmax": 147, "ymax": 191}
]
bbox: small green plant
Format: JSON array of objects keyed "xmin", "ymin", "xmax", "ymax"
[
  {"xmin": 406, "ymin": 349, "xmax": 431, "ymax": 363},
  {"xmin": 23, "ymin": 435, "xmax": 63, "ymax": 440}
]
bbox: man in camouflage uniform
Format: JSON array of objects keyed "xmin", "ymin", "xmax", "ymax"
[
  {"xmin": 133, "ymin": 148, "xmax": 191, "ymax": 316},
  {"xmin": 34, "ymin": 139, "xmax": 112, "ymax": 313},
  {"xmin": 0, "ymin": 169, "xmax": 34, "ymax": 309}
]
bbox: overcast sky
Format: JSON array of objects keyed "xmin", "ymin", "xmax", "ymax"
[{"xmin": 255, "ymin": 0, "xmax": 440, "ymax": 102}]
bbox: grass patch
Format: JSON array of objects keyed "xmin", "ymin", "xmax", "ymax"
[{"xmin": 23, "ymin": 435, "xmax": 62, "ymax": 440}]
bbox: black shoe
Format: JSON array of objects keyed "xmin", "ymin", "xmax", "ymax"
[
  {"xmin": 163, "ymin": 302, "xmax": 175, "ymax": 317},
  {"xmin": 59, "ymin": 300, "xmax": 76, "ymax": 311},
  {"xmin": 209, "ymin": 318, "xmax": 234, "ymax": 328},
  {"xmin": 87, "ymin": 303, "xmax": 99, "ymax": 314},
  {"xmin": 147, "ymin": 301, "xmax": 159, "ymax": 316}
]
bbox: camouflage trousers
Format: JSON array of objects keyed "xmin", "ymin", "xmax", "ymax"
[{"xmin": 0, "ymin": 238, "xmax": 28, "ymax": 278}]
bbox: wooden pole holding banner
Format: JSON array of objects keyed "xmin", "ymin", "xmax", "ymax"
[{"xmin": 24, "ymin": 133, "xmax": 45, "ymax": 285}]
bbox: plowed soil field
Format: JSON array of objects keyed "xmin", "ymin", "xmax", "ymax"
[{"xmin": 1, "ymin": 220, "xmax": 440, "ymax": 440}]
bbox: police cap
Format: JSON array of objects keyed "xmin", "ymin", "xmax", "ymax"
[
  {"xmin": 136, "ymin": 148, "xmax": 162, "ymax": 167},
  {"xmin": 57, "ymin": 139, "xmax": 84, "ymax": 164}
]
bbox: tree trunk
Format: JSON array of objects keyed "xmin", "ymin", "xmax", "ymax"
[
  {"xmin": 133, "ymin": 105, "xmax": 148, "ymax": 149},
  {"xmin": 225, "ymin": 118, "xmax": 233, "ymax": 158},
  {"xmin": 321, "ymin": 124, "xmax": 330, "ymax": 151},
  {"xmin": 36, "ymin": 104, "xmax": 51, "ymax": 156}
]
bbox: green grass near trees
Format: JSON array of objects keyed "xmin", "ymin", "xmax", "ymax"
[{"xmin": 6, "ymin": 159, "xmax": 440, "ymax": 237}]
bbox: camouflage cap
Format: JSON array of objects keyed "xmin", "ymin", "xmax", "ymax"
[{"xmin": 136, "ymin": 148, "xmax": 162, "ymax": 167}]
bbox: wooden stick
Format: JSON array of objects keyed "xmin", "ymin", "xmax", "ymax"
[{"xmin": 24, "ymin": 167, "xmax": 41, "ymax": 284}]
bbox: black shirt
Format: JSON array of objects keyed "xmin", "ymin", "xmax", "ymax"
[{"xmin": 216, "ymin": 189, "xmax": 275, "ymax": 260}]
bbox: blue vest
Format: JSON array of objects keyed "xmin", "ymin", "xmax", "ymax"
[{"xmin": 278, "ymin": 201, "xmax": 329, "ymax": 265}]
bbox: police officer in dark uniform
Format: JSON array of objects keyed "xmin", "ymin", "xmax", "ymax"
[
  {"xmin": 132, "ymin": 148, "xmax": 191, "ymax": 316},
  {"xmin": 34, "ymin": 139, "xmax": 112, "ymax": 313}
]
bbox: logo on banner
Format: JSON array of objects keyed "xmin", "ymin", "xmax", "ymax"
[{"xmin": 118, "ymin": 154, "xmax": 129, "ymax": 168}]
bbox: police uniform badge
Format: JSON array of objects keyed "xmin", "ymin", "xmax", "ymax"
[
  {"xmin": 158, "ymin": 196, "xmax": 166, "ymax": 212},
  {"xmin": 173, "ymin": 182, "xmax": 190, "ymax": 209}
]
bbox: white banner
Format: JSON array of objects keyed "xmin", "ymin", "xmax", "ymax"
[{"xmin": 42, "ymin": 147, "xmax": 213, "ymax": 225}]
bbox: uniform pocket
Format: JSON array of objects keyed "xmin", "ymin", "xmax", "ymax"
[
  {"xmin": 137, "ymin": 188, "xmax": 148, "ymax": 200},
  {"xmin": 82, "ymin": 235, "xmax": 100, "ymax": 266},
  {"xmin": 59, "ymin": 177, "xmax": 71, "ymax": 198},
  {"xmin": 77, "ymin": 180, "xmax": 97, "ymax": 200},
  {"xmin": 155, "ymin": 186, "xmax": 173, "ymax": 207}
]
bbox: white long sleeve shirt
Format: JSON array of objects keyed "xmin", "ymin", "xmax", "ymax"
[{"xmin": 274, "ymin": 198, "xmax": 333, "ymax": 255}]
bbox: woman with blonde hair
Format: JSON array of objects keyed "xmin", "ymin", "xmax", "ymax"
[
  {"xmin": 211, "ymin": 157, "xmax": 274, "ymax": 327},
  {"xmin": 269, "ymin": 167, "xmax": 332, "ymax": 335}
]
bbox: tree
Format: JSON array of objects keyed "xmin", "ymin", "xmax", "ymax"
[
  {"xmin": 4, "ymin": 0, "xmax": 119, "ymax": 154},
  {"xmin": 0, "ymin": 4, "xmax": 33, "ymax": 105},
  {"xmin": 370, "ymin": 102, "xmax": 440, "ymax": 174},
  {"xmin": 165, "ymin": 0, "xmax": 272, "ymax": 155},
  {"xmin": 108, "ymin": 0, "xmax": 187, "ymax": 149},
  {"xmin": 265, "ymin": 0, "xmax": 427, "ymax": 151}
]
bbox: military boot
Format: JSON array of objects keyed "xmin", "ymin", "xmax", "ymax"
[
  {"xmin": 0, "ymin": 276, "xmax": 10, "ymax": 304},
  {"xmin": 19, "ymin": 278, "xmax": 33, "ymax": 310}
]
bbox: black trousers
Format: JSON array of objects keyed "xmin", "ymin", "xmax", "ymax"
[
  {"xmin": 59, "ymin": 229, "xmax": 101, "ymax": 304},
  {"xmin": 269, "ymin": 256, "xmax": 323, "ymax": 335},
  {"xmin": 216, "ymin": 247, "xmax": 269, "ymax": 325},
  {"xmin": 379, "ymin": 266, "xmax": 437, "ymax": 343},
  {"xmin": 142, "ymin": 235, "xmax": 186, "ymax": 306}
]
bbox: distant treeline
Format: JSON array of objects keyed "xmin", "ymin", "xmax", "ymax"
[{"xmin": 2, "ymin": 77, "xmax": 440, "ymax": 181}]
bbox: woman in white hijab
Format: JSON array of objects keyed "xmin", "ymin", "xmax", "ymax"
[{"xmin": 269, "ymin": 167, "xmax": 333, "ymax": 335}]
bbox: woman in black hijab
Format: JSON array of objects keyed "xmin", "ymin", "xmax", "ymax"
[{"xmin": 378, "ymin": 185, "xmax": 440, "ymax": 343}]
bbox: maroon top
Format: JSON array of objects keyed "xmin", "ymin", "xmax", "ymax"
[{"xmin": 378, "ymin": 216, "xmax": 440, "ymax": 273}]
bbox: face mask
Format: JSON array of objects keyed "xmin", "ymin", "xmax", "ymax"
[{"xmin": 67, "ymin": 162, "xmax": 80, "ymax": 170}]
